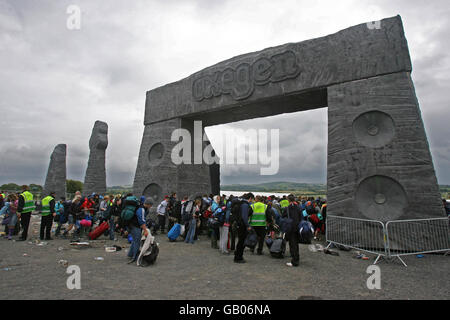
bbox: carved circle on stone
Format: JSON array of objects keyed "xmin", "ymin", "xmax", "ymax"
[
  {"xmin": 355, "ymin": 175, "xmax": 407, "ymax": 221},
  {"xmin": 148, "ymin": 143, "xmax": 164, "ymax": 165},
  {"xmin": 352, "ymin": 111, "xmax": 395, "ymax": 148},
  {"xmin": 143, "ymin": 183, "xmax": 163, "ymax": 203}
]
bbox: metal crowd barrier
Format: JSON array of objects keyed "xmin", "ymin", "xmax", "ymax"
[
  {"xmin": 326, "ymin": 215, "xmax": 387, "ymax": 264},
  {"xmin": 326, "ymin": 215, "xmax": 450, "ymax": 267},
  {"xmin": 386, "ymin": 218, "xmax": 450, "ymax": 266}
]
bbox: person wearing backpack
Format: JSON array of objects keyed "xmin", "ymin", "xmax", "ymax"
[
  {"xmin": 234, "ymin": 193, "xmax": 254, "ymax": 263},
  {"xmin": 229, "ymin": 195, "xmax": 242, "ymax": 251},
  {"xmin": 284, "ymin": 195, "xmax": 302, "ymax": 267},
  {"xmin": 127, "ymin": 198, "xmax": 153, "ymax": 264},
  {"xmin": 218, "ymin": 195, "xmax": 233, "ymax": 254}
]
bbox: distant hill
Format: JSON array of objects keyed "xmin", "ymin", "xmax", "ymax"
[
  {"xmin": 221, "ymin": 181, "xmax": 326, "ymax": 196},
  {"xmin": 221, "ymin": 182, "xmax": 450, "ymax": 198}
]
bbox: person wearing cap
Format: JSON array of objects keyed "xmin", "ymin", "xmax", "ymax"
[{"xmin": 127, "ymin": 198, "xmax": 153, "ymax": 264}]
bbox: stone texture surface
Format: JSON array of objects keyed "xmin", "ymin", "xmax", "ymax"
[
  {"xmin": 144, "ymin": 16, "xmax": 411, "ymax": 126},
  {"xmin": 43, "ymin": 144, "xmax": 67, "ymax": 199},
  {"xmin": 134, "ymin": 14, "xmax": 445, "ymax": 241},
  {"xmin": 327, "ymin": 72, "xmax": 444, "ymax": 221},
  {"xmin": 83, "ymin": 121, "xmax": 108, "ymax": 196},
  {"xmin": 133, "ymin": 119, "xmax": 213, "ymax": 204}
]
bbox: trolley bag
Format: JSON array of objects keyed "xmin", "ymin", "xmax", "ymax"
[
  {"xmin": 88, "ymin": 221, "xmax": 109, "ymax": 240},
  {"xmin": 244, "ymin": 229, "xmax": 258, "ymax": 249},
  {"xmin": 270, "ymin": 234, "xmax": 286, "ymax": 259},
  {"xmin": 167, "ymin": 223, "xmax": 182, "ymax": 242}
]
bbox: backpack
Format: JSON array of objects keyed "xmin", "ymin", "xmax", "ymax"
[
  {"xmin": 280, "ymin": 207, "xmax": 293, "ymax": 234},
  {"xmin": 230, "ymin": 198, "xmax": 244, "ymax": 225},
  {"xmin": 298, "ymin": 220, "xmax": 314, "ymax": 244},
  {"xmin": 181, "ymin": 200, "xmax": 195, "ymax": 223},
  {"xmin": 305, "ymin": 201, "xmax": 315, "ymax": 215},
  {"xmin": 172, "ymin": 201, "xmax": 182, "ymax": 220},
  {"xmin": 120, "ymin": 196, "xmax": 140, "ymax": 221},
  {"xmin": 244, "ymin": 229, "xmax": 258, "ymax": 249},
  {"xmin": 201, "ymin": 198, "xmax": 210, "ymax": 212},
  {"xmin": 216, "ymin": 207, "xmax": 226, "ymax": 225},
  {"xmin": 211, "ymin": 206, "xmax": 226, "ymax": 226}
]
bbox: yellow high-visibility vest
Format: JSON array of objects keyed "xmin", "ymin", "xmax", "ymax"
[
  {"xmin": 249, "ymin": 202, "xmax": 268, "ymax": 227},
  {"xmin": 20, "ymin": 191, "xmax": 35, "ymax": 213},
  {"xmin": 41, "ymin": 196, "xmax": 55, "ymax": 216}
]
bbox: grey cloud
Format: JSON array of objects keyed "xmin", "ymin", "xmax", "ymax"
[{"xmin": 0, "ymin": 0, "xmax": 449, "ymax": 188}]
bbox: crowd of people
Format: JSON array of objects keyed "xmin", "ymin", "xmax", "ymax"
[
  {"xmin": 0, "ymin": 185, "xmax": 329, "ymax": 267},
  {"xmin": 1, "ymin": 186, "xmax": 449, "ymax": 267}
]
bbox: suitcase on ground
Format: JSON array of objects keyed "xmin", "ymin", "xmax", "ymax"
[
  {"xmin": 270, "ymin": 237, "xmax": 286, "ymax": 259},
  {"xmin": 167, "ymin": 223, "xmax": 181, "ymax": 241},
  {"xmin": 88, "ymin": 221, "xmax": 109, "ymax": 240}
]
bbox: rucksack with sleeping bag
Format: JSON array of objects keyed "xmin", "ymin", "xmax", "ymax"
[{"xmin": 121, "ymin": 196, "xmax": 140, "ymax": 221}]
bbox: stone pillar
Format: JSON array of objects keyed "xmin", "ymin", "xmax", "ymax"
[
  {"xmin": 133, "ymin": 118, "xmax": 213, "ymax": 203},
  {"xmin": 327, "ymin": 72, "xmax": 444, "ymax": 221},
  {"xmin": 83, "ymin": 121, "xmax": 108, "ymax": 196},
  {"xmin": 43, "ymin": 144, "xmax": 67, "ymax": 199}
]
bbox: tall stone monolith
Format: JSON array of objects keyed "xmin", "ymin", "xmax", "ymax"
[
  {"xmin": 83, "ymin": 121, "xmax": 108, "ymax": 195},
  {"xmin": 43, "ymin": 144, "xmax": 67, "ymax": 199}
]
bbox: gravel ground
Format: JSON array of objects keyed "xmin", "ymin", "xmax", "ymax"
[{"xmin": 0, "ymin": 215, "xmax": 448, "ymax": 300}]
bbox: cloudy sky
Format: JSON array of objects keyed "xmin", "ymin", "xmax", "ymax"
[{"xmin": 0, "ymin": 0, "xmax": 449, "ymax": 187}]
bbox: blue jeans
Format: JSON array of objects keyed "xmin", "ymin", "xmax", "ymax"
[
  {"xmin": 185, "ymin": 218, "xmax": 196, "ymax": 244},
  {"xmin": 127, "ymin": 226, "xmax": 142, "ymax": 261},
  {"xmin": 109, "ymin": 216, "xmax": 115, "ymax": 240}
]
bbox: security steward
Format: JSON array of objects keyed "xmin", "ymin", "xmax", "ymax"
[
  {"xmin": 40, "ymin": 192, "xmax": 56, "ymax": 240},
  {"xmin": 249, "ymin": 195, "xmax": 273, "ymax": 255},
  {"xmin": 17, "ymin": 185, "xmax": 36, "ymax": 241}
]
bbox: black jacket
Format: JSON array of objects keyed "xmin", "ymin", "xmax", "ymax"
[{"xmin": 283, "ymin": 203, "xmax": 302, "ymax": 236}]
